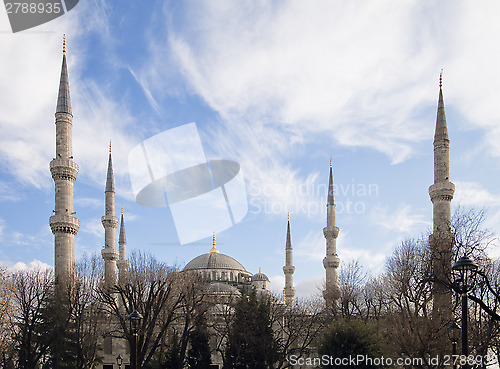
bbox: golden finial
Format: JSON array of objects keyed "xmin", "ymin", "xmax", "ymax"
[
  {"xmin": 210, "ymin": 232, "xmax": 219, "ymax": 253},
  {"xmin": 259, "ymin": 267, "xmax": 262, "ymax": 274},
  {"xmin": 330, "ymin": 156, "xmax": 332, "ymax": 168},
  {"xmin": 121, "ymin": 205, "xmax": 123, "ymax": 214},
  {"xmin": 439, "ymin": 69, "xmax": 443, "ymax": 89},
  {"xmin": 109, "ymin": 140, "xmax": 112, "ymax": 154},
  {"xmin": 63, "ymin": 34, "xmax": 66, "ymax": 55},
  {"xmin": 288, "ymin": 212, "xmax": 290, "ymax": 221},
  {"xmin": 174, "ymin": 266, "xmax": 178, "ymax": 272}
]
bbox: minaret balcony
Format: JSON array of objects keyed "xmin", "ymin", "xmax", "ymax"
[
  {"xmin": 429, "ymin": 182, "xmax": 455, "ymax": 202},
  {"xmin": 101, "ymin": 247, "xmax": 119, "ymax": 261},
  {"xmin": 101, "ymin": 215, "xmax": 119, "ymax": 228},
  {"xmin": 283, "ymin": 266, "xmax": 295, "ymax": 274},
  {"xmin": 323, "ymin": 226, "xmax": 339, "ymax": 239},
  {"xmin": 323, "ymin": 255, "xmax": 340, "ymax": 269},
  {"xmin": 49, "ymin": 215, "xmax": 79, "ymax": 235},
  {"xmin": 50, "ymin": 159, "xmax": 79, "ymax": 181}
]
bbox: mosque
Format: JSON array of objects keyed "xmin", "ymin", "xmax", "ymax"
[{"xmin": 49, "ymin": 38, "xmax": 452, "ymax": 368}]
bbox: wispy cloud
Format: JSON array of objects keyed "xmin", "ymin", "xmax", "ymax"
[
  {"xmin": 79, "ymin": 218, "xmax": 105, "ymax": 238},
  {"xmin": 454, "ymin": 181, "xmax": 500, "ymax": 207},
  {"xmin": 373, "ymin": 204, "xmax": 430, "ymax": 234}
]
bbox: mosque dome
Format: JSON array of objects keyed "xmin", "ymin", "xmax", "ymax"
[
  {"xmin": 184, "ymin": 252, "xmax": 248, "ymax": 272},
  {"xmin": 251, "ymin": 269, "xmax": 270, "ymax": 282},
  {"xmin": 184, "ymin": 236, "xmax": 248, "ymax": 272}
]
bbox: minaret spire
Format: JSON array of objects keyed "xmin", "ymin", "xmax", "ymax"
[
  {"xmin": 50, "ymin": 37, "xmax": 79, "ymax": 285},
  {"xmin": 117, "ymin": 206, "xmax": 128, "ymax": 286},
  {"xmin": 429, "ymin": 72, "xmax": 454, "ymax": 319},
  {"xmin": 283, "ymin": 213, "xmax": 295, "ymax": 306},
  {"xmin": 101, "ymin": 144, "xmax": 119, "ymax": 287},
  {"xmin": 323, "ymin": 159, "xmax": 340, "ymax": 304},
  {"xmin": 57, "ymin": 35, "xmax": 71, "ymax": 115}
]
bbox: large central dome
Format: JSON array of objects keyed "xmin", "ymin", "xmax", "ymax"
[{"xmin": 184, "ymin": 252, "xmax": 247, "ymax": 272}]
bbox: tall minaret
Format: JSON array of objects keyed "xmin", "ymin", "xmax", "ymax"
[
  {"xmin": 49, "ymin": 36, "xmax": 79, "ymax": 285},
  {"xmin": 283, "ymin": 214, "xmax": 295, "ymax": 306},
  {"xmin": 429, "ymin": 73, "xmax": 454, "ymax": 317},
  {"xmin": 117, "ymin": 207, "xmax": 128, "ymax": 286},
  {"xmin": 101, "ymin": 143, "xmax": 119, "ymax": 287},
  {"xmin": 323, "ymin": 159, "xmax": 340, "ymax": 303}
]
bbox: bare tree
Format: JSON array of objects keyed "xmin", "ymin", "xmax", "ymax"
[
  {"xmin": 11, "ymin": 268, "xmax": 56, "ymax": 369},
  {"xmin": 271, "ymin": 295, "xmax": 327, "ymax": 369},
  {"xmin": 98, "ymin": 252, "xmax": 208, "ymax": 369},
  {"xmin": 0, "ymin": 268, "xmax": 15, "ymax": 368}
]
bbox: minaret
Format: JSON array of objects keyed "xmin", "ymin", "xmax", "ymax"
[
  {"xmin": 101, "ymin": 143, "xmax": 119, "ymax": 287},
  {"xmin": 429, "ymin": 73, "xmax": 454, "ymax": 318},
  {"xmin": 323, "ymin": 158, "xmax": 340, "ymax": 303},
  {"xmin": 117, "ymin": 206, "xmax": 128, "ymax": 286},
  {"xmin": 49, "ymin": 36, "xmax": 79, "ymax": 285},
  {"xmin": 283, "ymin": 214, "xmax": 295, "ymax": 306}
]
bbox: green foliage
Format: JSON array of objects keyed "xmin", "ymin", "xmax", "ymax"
[
  {"xmin": 186, "ymin": 317, "xmax": 212, "ymax": 369},
  {"xmin": 163, "ymin": 332, "xmax": 182, "ymax": 369},
  {"xmin": 318, "ymin": 318, "xmax": 388, "ymax": 369},
  {"xmin": 41, "ymin": 289, "xmax": 78, "ymax": 369},
  {"xmin": 223, "ymin": 289, "xmax": 278, "ymax": 369}
]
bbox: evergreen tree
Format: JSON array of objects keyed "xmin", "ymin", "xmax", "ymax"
[
  {"xmin": 163, "ymin": 332, "xmax": 182, "ymax": 369},
  {"xmin": 318, "ymin": 318, "xmax": 388, "ymax": 369},
  {"xmin": 186, "ymin": 317, "xmax": 212, "ymax": 369},
  {"xmin": 42, "ymin": 288, "xmax": 78, "ymax": 369},
  {"xmin": 224, "ymin": 289, "xmax": 277, "ymax": 369}
]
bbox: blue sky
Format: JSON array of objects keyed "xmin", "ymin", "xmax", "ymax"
[{"xmin": 1, "ymin": 1, "xmax": 500, "ymax": 298}]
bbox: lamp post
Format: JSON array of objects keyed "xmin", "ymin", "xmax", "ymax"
[
  {"xmin": 447, "ymin": 321, "xmax": 460, "ymax": 369},
  {"xmin": 452, "ymin": 255, "xmax": 478, "ymax": 369},
  {"xmin": 128, "ymin": 310, "xmax": 143, "ymax": 369},
  {"xmin": 116, "ymin": 354, "xmax": 123, "ymax": 369}
]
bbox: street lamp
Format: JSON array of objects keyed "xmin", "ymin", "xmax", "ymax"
[
  {"xmin": 128, "ymin": 310, "xmax": 143, "ymax": 369},
  {"xmin": 452, "ymin": 255, "xmax": 478, "ymax": 369},
  {"xmin": 116, "ymin": 354, "xmax": 123, "ymax": 369},
  {"xmin": 447, "ymin": 321, "xmax": 460, "ymax": 369}
]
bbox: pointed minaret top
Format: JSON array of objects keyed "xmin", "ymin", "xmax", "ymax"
[
  {"xmin": 434, "ymin": 71, "xmax": 449, "ymax": 143},
  {"xmin": 119, "ymin": 209, "xmax": 126, "ymax": 244},
  {"xmin": 327, "ymin": 160, "xmax": 335, "ymax": 206},
  {"xmin": 56, "ymin": 35, "xmax": 72, "ymax": 115},
  {"xmin": 286, "ymin": 217, "xmax": 292, "ymax": 250},
  {"xmin": 210, "ymin": 233, "xmax": 219, "ymax": 253},
  {"xmin": 105, "ymin": 145, "xmax": 115, "ymax": 193}
]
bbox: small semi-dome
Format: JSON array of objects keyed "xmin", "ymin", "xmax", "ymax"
[{"xmin": 252, "ymin": 268, "xmax": 269, "ymax": 282}]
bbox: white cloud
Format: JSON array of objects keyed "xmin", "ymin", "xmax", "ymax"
[
  {"xmin": 373, "ymin": 204, "xmax": 430, "ymax": 234},
  {"xmin": 163, "ymin": 1, "xmax": 441, "ymax": 162},
  {"xmin": 454, "ymin": 181, "xmax": 500, "ymax": 208},
  {"xmin": 6, "ymin": 260, "xmax": 53, "ymax": 273},
  {"xmin": 79, "ymin": 218, "xmax": 105, "ymax": 238},
  {"xmin": 294, "ymin": 230, "xmax": 326, "ymax": 262},
  {"xmin": 270, "ymin": 275, "xmax": 284, "ymax": 295},
  {"xmin": 294, "ymin": 275, "xmax": 324, "ymax": 299}
]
